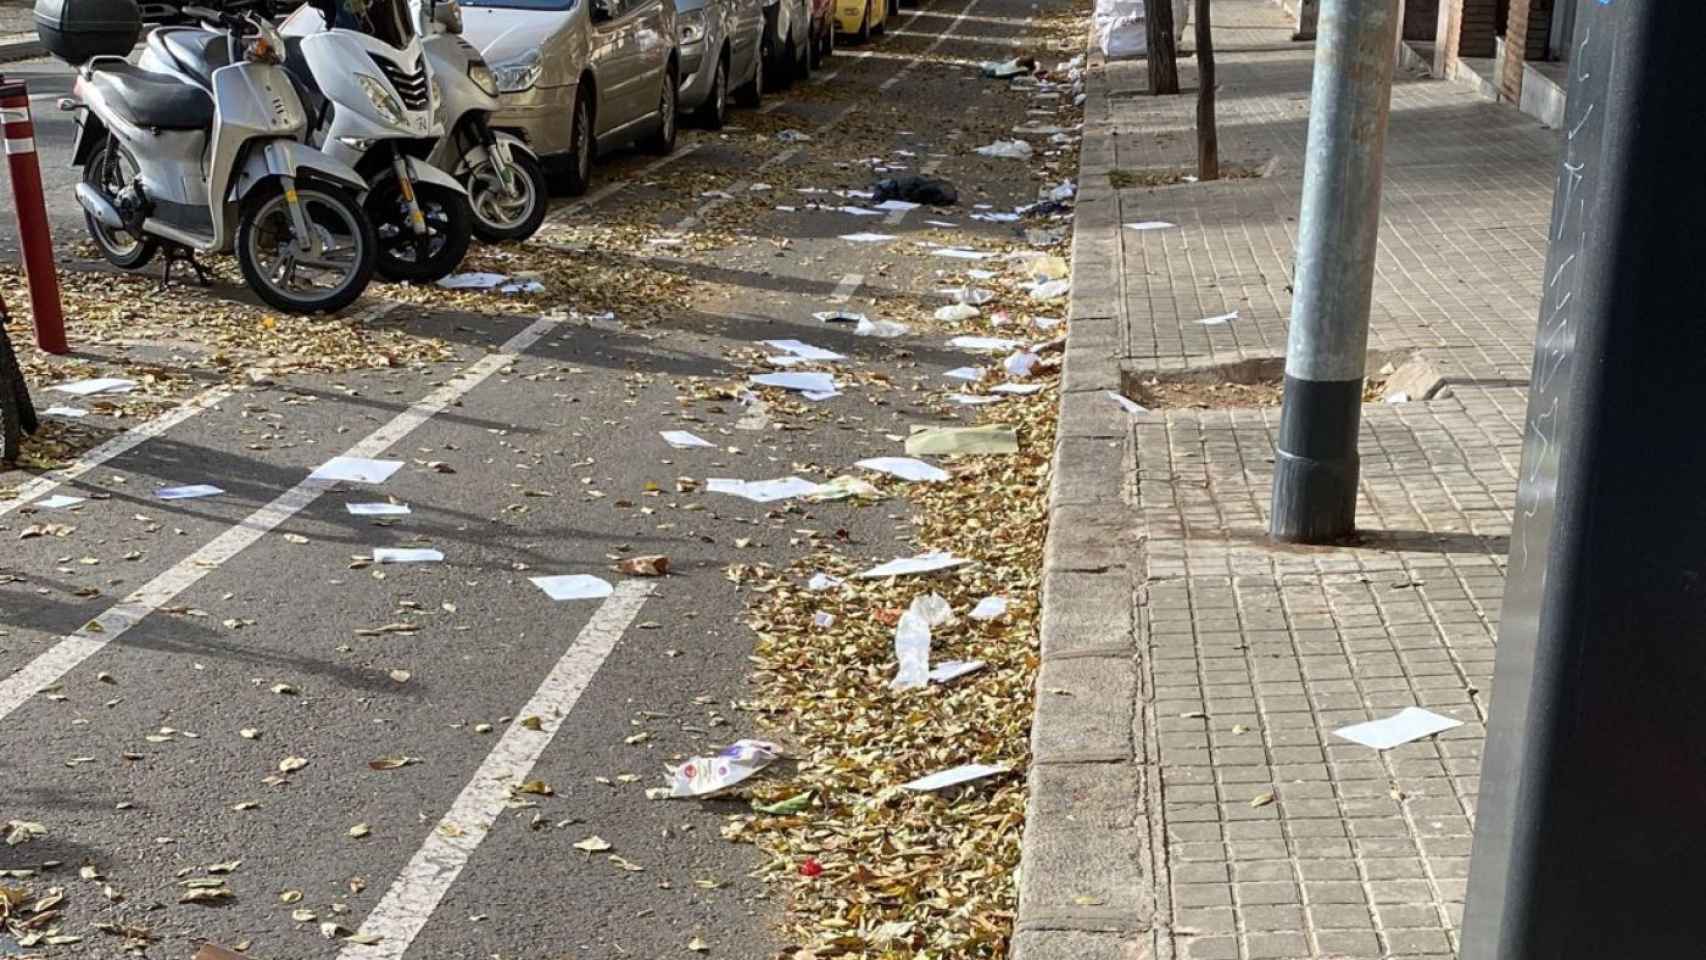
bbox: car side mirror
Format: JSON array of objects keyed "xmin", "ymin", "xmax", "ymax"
[{"xmin": 590, "ymin": 0, "xmax": 614, "ymax": 22}]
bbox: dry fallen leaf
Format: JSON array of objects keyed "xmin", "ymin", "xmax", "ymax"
[
  {"xmin": 688, "ymin": 935, "xmax": 710, "ymax": 952},
  {"xmin": 278, "ymin": 756, "xmax": 308, "ymax": 774},
  {"xmin": 348, "ymin": 823, "xmax": 371, "ymax": 839},
  {"xmin": 573, "ymin": 836, "xmax": 612, "ymax": 853},
  {"xmin": 618, "ymin": 554, "xmax": 670, "ymax": 577},
  {"xmin": 369, "ymin": 756, "xmax": 420, "ymax": 771},
  {"xmin": 1250, "ymin": 792, "xmax": 1276, "ymax": 808}
]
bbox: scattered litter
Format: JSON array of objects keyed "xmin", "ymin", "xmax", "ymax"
[
  {"xmin": 971, "ymin": 211, "xmax": 1021, "ymax": 224},
  {"xmin": 979, "ymin": 57, "xmax": 1035, "ymax": 78},
  {"xmin": 668, "ymin": 740, "xmax": 782, "ymax": 798},
  {"xmin": 857, "ymin": 457, "xmax": 950, "ymax": 483},
  {"xmin": 902, "ymin": 763, "xmax": 1010, "ymax": 792},
  {"xmin": 707, "ymin": 477, "xmax": 821, "ymax": 502},
  {"xmin": 935, "ymin": 303, "xmax": 981, "ymax": 322},
  {"xmin": 310, "ymin": 457, "xmax": 404, "ymax": 484},
  {"xmin": 839, "ymin": 206, "xmax": 883, "ymax": 217},
  {"xmin": 750, "ymin": 372, "xmax": 838, "ymax": 397},
  {"xmin": 617, "ymin": 555, "xmax": 670, "ymax": 577},
  {"xmin": 661, "ymin": 430, "xmax": 717, "ymax": 449},
  {"xmin": 1109, "ymin": 391, "xmax": 1148, "ymax": 416},
  {"xmin": 856, "ymin": 551, "xmax": 970, "ymax": 579},
  {"xmin": 51, "ymin": 377, "xmax": 136, "ymax": 396},
  {"xmin": 777, "ymin": 129, "xmax": 813, "ymax": 142},
  {"xmin": 499, "ymin": 279, "xmax": 545, "ymax": 295},
  {"xmin": 874, "ymin": 199, "xmax": 919, "ymax": 212},
  {"xmin": 856, "ymin": 317, "xmax": 910, "ymax": 338},
  {"xmin": 949, "ymin": 393, "xmax": 1003, "ymax": 406},
  {"xmin": 974, "ymin": 139, "xmax": 1034, "ymax": 160},
  {"xmin": 947, "ymin": 286, "xmax": 996, "ymax": 306},
  {"xmin": 891, "ymin": 593, "xmax": 955, "ymax": 690},
  {"xmin": 1198, "ymin": 311, "xmax": 1238, "ymax": 325},
  {"xmin": 700, "ymin": 190, "xmax": 734, "ymax": 200},
  {"xmin": 949, "ymin": 336, "xmax": 1023, "ymax": 352},
  {"xmin": 840, "ymin": 232, "xmax": 897, "ymax": 243},
  {"xmin": 991, "ymin": 383, "xmax": 1044, "ymax": 395},
  {"xmin": 1334, "ymin": 707, "xmax": 1463, "ymax": 750},
  {"xmin": 925, "ymin": 219, "xmax": 959, "ymax": 228},
  {"xmin": 1046, "ymin": 179, "xmax": 1077, "ymax": 201},
  {"xmin": 436, "ymin": 272, "xmax": 508, "ymax": 289},
  {"xmin": 1013, "ymin": 122, "xmax": 1067, "ymax": 136},
  {"xmin": 813, "ymin": 311, "xmax": 865, "ymax": 324},
  {"xmin": 1386, "ymin": 392, "xmax": 1411, "ymax": 404},
  {"xmin": 1004, "ymin": 352, "xmax": 1041, "ymax": 378},
  {"xmin": 1125, "ymin": 221, "xmax": 1177, "ymax": 231},
  {"xmin": 35, "ymin": 494, "xmax": 85, "ymax": 509},
  {"xmin": 932, "ymin": 248, "xmax": 993, "ymax": 260},
  {"xmin": 813, "ymin": 612, "xmax": 835, "ymax": 629},
  {"xmin": 155, "ymin": 484, "xmax": 223, "ymax": 500},
  {"xmin": 749, "ymin": 182, "xmax": 772, "ymax": 192},
  {"xmin": 807, "ymin": 475, "xmax": 883, "ymax": 501},
  {"xmin": 944, "ymin": 366, "xmax": 984, "ymax": 381},
  {"xmin": 872, "ymin": 174, "xmax": 959, "ymax": 206},
  {"xmin": 970, "ymin": 596, "xmax": 1010, "ymax": 620},
  {"xmin": 905, "ymin": 425, "xmax": 1019, "ymax": 456},
  {"xmin": 928, "ymin": 659, "xmax": 986, "ymax": 683},
  {"xmin": 531, "ymin": 574, "xmax": 614, "ymax": 601},
  {"xmin": 373, "ymin": 548, "xmax": 443, "ymax": 564},
  {"xmin": 43, "ymin": 405, "xmax": 87, "ymax": 417},
  {"xmin": 807, "ymin": 573, "xmax": 844, "ymax": 591},
  {"xmin": 1030, "ymin": 279, "xmax": 1071, "ymax": 302},
  {"xmin": 763, "ymin": 340, "xmax": 845, "ymax": 362},
  {"xmin": 347, "ymin": 502, "xmax": 410, "ymax": 516}
]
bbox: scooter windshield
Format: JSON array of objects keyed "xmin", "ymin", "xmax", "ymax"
[{"xmin": 314, "ymin": 0, "xmax": 420, "ymax": 47}]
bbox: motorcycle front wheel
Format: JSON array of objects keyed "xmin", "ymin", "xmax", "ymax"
[
  {"xmin": 369, "ymin": 180, "xmax": 474, "ymax": 284},
  {"xmin": 466, "ymin": 150, "xmax": 549, "ymax": 244},
  {"xmin": 237, "ymin": 180, "xmax": 377, "ymax": 315}
]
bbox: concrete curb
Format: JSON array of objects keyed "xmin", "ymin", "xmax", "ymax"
[
  {"xmin": 1011, "ymin": 55, "xmax": 1159, "ymax": 960},
  {"xmin": 0, "ymin": 36, "xmax": 44, "ymax": 64}
]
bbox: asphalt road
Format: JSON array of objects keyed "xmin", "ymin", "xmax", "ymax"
[{"xmin": 0, "ymin": 0, "xmax": 1082, "ymax": 953}]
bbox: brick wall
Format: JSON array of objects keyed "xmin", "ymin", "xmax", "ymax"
[
  {"xmin": 1499, "ymin": 0, "xmax": 1554, "ymax": 101},
  {"xmin": 1438, "ymin": 0, "xmax": 1497, "ymax": 76}
]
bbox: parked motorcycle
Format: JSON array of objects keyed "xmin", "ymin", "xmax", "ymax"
[
  {"xmin": 420, "ymin": 1, "xmax": 548, "ymax": 243},
  {"xmin": 38, "ymin": 0, "xmax": 378, "ymax": 313},
  {"xmin": 0, "ymin": 298, "xmax": 38, "ymax": 465}
]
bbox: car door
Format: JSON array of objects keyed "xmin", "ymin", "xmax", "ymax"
[
  {"xmin": 731, "ymin": 0, "xmax": 761, "ymax": 82},
  {"xmin": 627, "ymin": 0, "xmax": 672, "ymax": 117},
  {"xmin": 589, "ymin": 0, "xmax": 646, "ymax": 137}
]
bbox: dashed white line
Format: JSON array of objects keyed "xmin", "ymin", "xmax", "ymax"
[
  {"xmin": 339, "ymin": 579, "xmax": 654, "ymax": 960},
  {"xmin": 828, "ymin": 273, "xmax": 865, "ymax": 303},
  {"xmin": 0, "ymin": 311, "xmax": 557, "ymax": 723}
]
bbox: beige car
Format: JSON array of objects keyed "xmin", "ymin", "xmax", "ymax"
[{"xmin": 464, "ymin": 0, "xmax": 678, "ymax": 194}]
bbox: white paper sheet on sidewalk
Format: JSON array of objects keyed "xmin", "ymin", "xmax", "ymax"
[
  {"xmin": 763, "ymin": 340, "xmax": 845, "ymax": 362},
  {"xmin": 347, "ymin": 502, "xmax": 411, "ymax": 516},
  {"xmin": 991, "ymin": 383, "xmax": 1044, "ymax": 395},
  {"xmin": 373, "ymin": 547, "xmax": 443, "ymax": 564},
  {"xmin": 902, "ymin": 763, "xmax": 1009, "ymax": 792},
  {"xmin": 949, "ymin": 394, "xmax": 1004, "ymax": 406},
  {"xmin": 531, "ymin": 574, "xmax": 614, "ymax": 601},
  {"xmin": 750, "ymin": 372, "xmax": 837, "ymax": 395},
  {"xmin": 839, "ymin": 206, "xmax": 884, "ymax": 217},
  {"xmin": 661, "ymin": 430, "xmax": 716, "ymax": 449},
  {"xmin": 310, "ymin": 456, "xmax": 404, "ymax": 484},
  {"xmin": 874, "ymin": 199, "xmax": 920, "ymax": 212},
  {"xmin": 436, "ymin": 271, "xmax": 508, "ymax": 289},
  {"xmin": 857, "ymin": 457, "xmax": 950, "ymax": 483},
  {"xmin": 1198, "ymin": 311, "xmax": 1239, "ymax": 325},
  {"xmin": 933, "ymin": 248, "xmax": 994, "ymax": 260},
  {"xmin": 1333, "ymin": 707, "xmax": 1463, "ymax": 750},
  {"xmin": 949, "ymin": 336, "xmax": 1023, "ymax": 352},
  {"xmin": 35, "ymin": 494, "xmax": 85, "ymax": 510},
  {"xmin": 970, "ymin": 596, "xmax": 1010, "ymax": 620},
  {"xmin": 707, "ymin": 476, "xmax": 821, "ymax": 502},
  {"xmin": 51, "ymin": 377, "xmax": 136, "ymax": 396},
  {"xmin": 857, "ymin": 318, "xmax": 910, "ymax": 338},
  {"xmin": 42, "ymin": 406, "xmax": 87, "ymax": 417},
  {"xmin": 929, "ymin": 659, "xmax": 987, "ymax": 683},
  {"xmin": 807, "ymin": 572, "xmax": 845, "ymax": 591},
  {"xmin": 944, "ymin": 367, "xmax": 985, "ymax": 381},
  {"xmin": 841, "ymin": 232, "xmax": 898, "ymax": 243},
  {"xmin": 856, "ymin": 551, "xmax": 970, "ymax": 579},
  {"xmin": 1125, "ymin": 220, "xmax": 1177, "ymax": 232},
  {"xmin": 155, "ymin": 484, "xmax": 223, "ymax": 500}
]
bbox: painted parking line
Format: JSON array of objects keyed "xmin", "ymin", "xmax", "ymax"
[
  {"xmin": 828, "ymin": 273, "xmax": 865, "ymax": 303},
  {"xmin": 339, "ymin": 579, "xmax": 654, "ymax": 959},
  {"xmin": 0, "ymin": 311, "xmax": 557, "ymax": 724}
]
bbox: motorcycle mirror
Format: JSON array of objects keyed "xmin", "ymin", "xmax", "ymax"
[{"xmin": 431, "ymin": 0, "xmax": 463, "ymax": 34}]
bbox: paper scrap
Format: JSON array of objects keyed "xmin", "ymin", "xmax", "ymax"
[
  {"xmin": 890, "ymin": 593, "xmax": 956, "ymax": 691},
  {"xmin": 841, "ymin": 232, "xmax": 897, "ymax": 243},
  {"xmin": 839, "ymin": 206, "xmax": 883, "ymax": 217},
  {"xmin": 1004, "ymin": 352, "xmax": 1041, "ymax": 378},
  {"xmin": 874, "ymin": 199, "xmax": 919, "ymax": 212},
  {"xmin": 806, "ymin": 475, "xmax": 883, "ymax": 502},
  {"xmin": 669, "ymin": 739, "xmax": 781, "ymax": 798},
  {"xmin": 857, "ymin": 457, "xmax": 950, "ymax": 483},
  {"xmin": 856, "ymin": 551, "xmax": 970, "ymax": 579},
  {"xmin": 52, "ymin": 377, "xmax": 136, "ymax": 396},
  {"xmin": 905, "ymin": 425, "xmax": 1019, "ymax": 457},
  {"xmin": 928, "ymin": 660, "xmax": 986, "ymax": 683},
  {"xmin": 813, "ymin": 311, "xmax": 865, "ymax": 324},
  {"xmin": 661, "ymin": 430, "xmax": 716, "ymax": 449},
  {"xmin": 970, "ymin": 596, "xmax": 1009, "ymax": 620},
  {"xmin": 807, "ymin": 573, "xmax": 844, "ymax": 591},
  {"xmin": 42, "ymin": 406, "xmax": 87, "ymax": 417},
  {"xmin": 35, "ymin": 494, "xmax": 85, "ymax": 510},
  {"xmin": 531, "ymin": 574, "xmax": 614, "ymax": 601},
  {"xmin": 935, "ymin": 304, "xmax": 981, "ymax": 322},
  {"xmin": 706, "ymin": 477, "xmax": 821, "ymax": 503},
  {"xmin": 1333, "ymin": 707, "xmax": 1463, "ymax": 750},
  {"xmin": 933, "ymin": 249, "xmax": 994, "ymax": 260},
  {"xmin": 901, "ymin": 763, "xmax": 1009, "ymax": 792},
  {"xmin": 155, "ymin": 484, "xmax": 223, "ymax": 500},
  {"xmin": 310, "ymin": 457, "xmax": 404, "ymax": 484},
  {"xmin": 1198, "ymin": 311, "xmax": 1239, "ymax": 326},
  {"xmin": 856, "ymin": 318, "xmax": 910, "ymax": 338},
  {"xmin": 1125, "ymin": 221, "xmax": 1177, "ymax": 232},
  {"xmin": 436, "ymin": 271, "xmax": 508, "ymax": 289},
  {"xmin": 944, "ymin": 367, "xmax": 984, "ymax": 381},
  {"xmin": 1109, "ymin": 391, "xmax": 1148, "ymax": 416},
  {"xmin": 949, "ymin": 394, "xmax": 1004, "ymax": 406},
  {"xmin": 763, "ymin": 340, "xmax": 845, "ymax": 362},
  {"xmin": 373, "ymin": 548, "xmax": 443, "ymax": 564},
  {"xmin": 347, "ymin": 502, "xmax": 411, "ymax": 516},
  {"xmin": 991, "ymin": 383, "xmax": 1044, "ymax": 395},
  {"xmin": 750, "ymin": 372, "xmax": 837, "ymax": 395},
  {"xmin": 949, "ymin": 336, "xmax": 1023, "ymax": 352}
]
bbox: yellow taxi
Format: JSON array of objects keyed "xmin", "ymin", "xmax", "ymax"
[{"xmin": 835, "ymin": 0, "xmax": 894, "ymax": 41}]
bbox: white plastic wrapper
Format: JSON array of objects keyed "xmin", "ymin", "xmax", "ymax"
[{"xmin": 668, "ymin": 739, "xmax": 783, "ymax": 798}]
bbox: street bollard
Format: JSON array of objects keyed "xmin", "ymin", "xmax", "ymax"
[{"xmin": 0, "ymin": 78, "xmax": 68, "ymax": 355}]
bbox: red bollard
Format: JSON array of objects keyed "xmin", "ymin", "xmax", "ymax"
[{"xmin": 1, "ymin": 79, "xmax": 67, "ymax": 355}]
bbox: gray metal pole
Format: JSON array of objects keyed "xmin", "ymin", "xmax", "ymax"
[{"xmin": 1269, "ymin": 0, "xmax": 1399, "ymax": 544}]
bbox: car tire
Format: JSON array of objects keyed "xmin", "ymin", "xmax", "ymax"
[
  {"xmin": 693, "ymin": 53, "xmax": 730, "ymax": 129},
  {"xmin": 736, "ymin": 36, "xmax": 765, "ymax": 108},
  {"xmin": 642, "ymin": 65, "xmax": 678, "ymax": 155},
  {"xmin": 560, "ymin": 88, "xmax": 595, "ymax": 197},
  {"xmin": 871, "ymin": 0, "xmax": 885, "ymax": 36}
]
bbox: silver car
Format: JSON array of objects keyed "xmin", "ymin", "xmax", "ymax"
[
  {"xmin": 463, "ymin": 0, "xmax": 679, "ymax": 195},
  {"xmin": 674, "ymin": 0, "xmax": 764, "ymax": 128}
]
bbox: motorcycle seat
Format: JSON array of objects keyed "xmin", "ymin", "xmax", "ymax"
[
  {"xmin": 87, "ymin": 61, "xmax": 215, "ymax": 131},
  {"xmin": 152, "ymin": 28, "xmax": 234, "ymax": 91}
]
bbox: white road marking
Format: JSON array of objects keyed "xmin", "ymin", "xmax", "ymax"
[
  {"xmin": 338, "ymin": 579, "xmax": 654, "ymax": 960},
  {"xmin": 0, "ymin": 302, "xmax": 401, "ymax": 518},
  {"xmin": 546, "ymin": 143, "xmax": 706, "ymax": 224},
  {"xmin": 828, "ymin": 273, "xmax": 864, "ymax": 303},
  {"xmin": 0, "ymin": 312, "xmax": 557, "ymax": 724},
  {"xmin": 673, "ymin": 102, "xmax": 859, "ymax": 230},
  {"xmin": 878, "ymin": 0, "xmax": 989, "ymax": 92}
]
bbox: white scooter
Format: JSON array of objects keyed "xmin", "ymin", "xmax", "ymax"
[
  {"xmin": 48, "ymin": 2, "xmax": 378, "ymax": 313},
  {"xmin": 420, "ymin": 1, "xmax": 547, "ymax": 243},
  {"xmin": 143, "ymin": 0, "xmax": 474, "ymax": 283}
]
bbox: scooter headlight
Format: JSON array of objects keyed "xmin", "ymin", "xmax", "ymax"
[
  {"xmin": 678, "ymin": 9, "xmax": 705, "ymax": 44},
  {"xmin": 491, "ymin": 50, "xmax": 542, "ymax": 93},
  {"xmin": 355, "ymin": 73, "xmax": 409, "ymax": 127},
  {"xmin": 468, "ymin": 61, "xmax": 498, "ymax": 97}
]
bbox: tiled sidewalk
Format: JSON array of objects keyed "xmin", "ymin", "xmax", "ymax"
[{"xmin": 1015, "ymin": 2, "xmax": 1560, "ymax": 958}]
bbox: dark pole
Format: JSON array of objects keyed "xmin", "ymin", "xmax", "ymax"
[
  {"xmin": 1267, "ymin": 0, "xmax": 1399, "ymax": 543},
  {"xmin": 1461, "ymin": 3, "xmax": 1706, "ymax": 957},
  {"xmin": 1146, "ymin": 0, "xmax": 1179, "ymax": 95},
  {"xmin": 1194, "ymin": 0, "xmax": 1218, "ymax": 180}
]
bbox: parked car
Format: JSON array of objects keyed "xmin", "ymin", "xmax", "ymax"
[
  {"xmin": 673, "ymin": 0, "xmax": 763, "ymax": 128},
  {"xmin": 806, "ymin": 0, "xmax": 830, "ymax": 66},
  {"xmin": 461, "ymin": 0, "xmax": 679, "ymax": 195},
  {"xmin": 833, "ymin": 0, "xmax": 889, "ymax": 42},
  {"xmin": 762, "ymin": 0, "xmax": 808, "ymax": 84}
]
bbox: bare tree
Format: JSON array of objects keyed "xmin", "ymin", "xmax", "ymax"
[
  {"xmin": 1195, "ymin": 0, "xmax": 1219, "ymax": 179},
  {"xmin": 1147, "ymin": 0, "xmax": 1179, "ymax": 94}
]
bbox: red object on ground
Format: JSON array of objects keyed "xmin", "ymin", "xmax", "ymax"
[
  {"xmin": 799, "ymin": 857, "xmax": 823, "ymax": 878},
  {"xmin": 0, "ymin": 79, "xmax": 67, "ymax": 355}
]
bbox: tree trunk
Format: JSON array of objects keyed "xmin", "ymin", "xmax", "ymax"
[
  {"xmin": 1147, "ymin": 0, "xmax": 1180, "ymax": 94},
  {"xmin": 1195, "ymin": 0, "xmax": 1219, "ymax": 179}
]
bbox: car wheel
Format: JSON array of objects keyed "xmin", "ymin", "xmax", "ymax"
[
  {"xmin": 856, "ymin": 0, "xmax": 871, "ymax": 41},
  {"xmin": 693, "ymin": 54, "xmax": 729, "ymax": 129},
  {"xmin": 643, "ymin": 66, "xmax": 678, "ymax": 155},
  {"xmin": 736, "ymin": 35, "xmax": 765, "ymax": 108},
  {"xmin": 560, "ymin": 88, "xmax": 594, "ymax": 197}
]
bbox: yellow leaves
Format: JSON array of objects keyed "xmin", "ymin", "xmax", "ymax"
[
  {"xmin": 277, "ymin": 756, "xmax": 308, "ymax": 774},
  {"xmin": 348, "ymin": 823, "xmax": 371, "ymax": 839},
  {"xmin": 572, "ymin": 836, "xmax": 612, "ymax": 853},
  {"xmin": 513, "ymin": 780, "xmax": 554, "ymax": 797},
  {"xmin": 368, "ymin": 756, "xmax": 421, "ymax": 771}
]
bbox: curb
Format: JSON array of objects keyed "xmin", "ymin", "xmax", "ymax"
[
  {"xmin": 0, "ymin": 36, "xmax": 44, "ymax": 64},
  {"xmin": 1011, "ymin": 55, "xmax": 1160, "ymax": 960}
]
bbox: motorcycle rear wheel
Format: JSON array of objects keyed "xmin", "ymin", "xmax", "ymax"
[
  {"xmin": 83, "ymin": 139, "xmax": 159, "ymax": 271},
  {"xmin": 468, "ymin": 149, "xmax": 549, "ymax": 244},
  {"xmin": 237, "ymin": 180, "xmax": 377, "ymax": 315}
]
